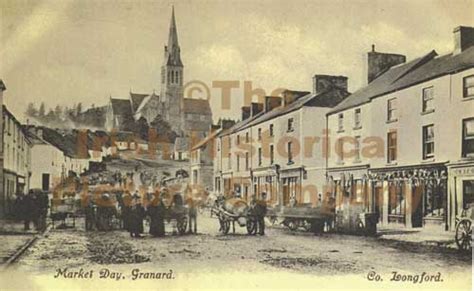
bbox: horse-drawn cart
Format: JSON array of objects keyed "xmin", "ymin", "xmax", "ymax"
[
  {"xmin": 455, "ymin": 204, "xmax": 473, "ymax": 251},
  {"xmin": 211, "ymin": 198, "xmax": 257, "ymax": 235}
]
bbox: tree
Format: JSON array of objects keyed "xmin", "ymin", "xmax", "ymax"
[
  {"xmin": 25, "ymin": 102, "xmax": 38, "ymax": 117},
  {"xmin": 38, "ymin": 102, "xmax": 46, "ymax": 118},
  {"xmin": 54, "ymin": 105, "xmax": 63, "ymax": 120},
  {"xmin": 150, "ymin": 114, "xmax": 177, "ymax": 143}
]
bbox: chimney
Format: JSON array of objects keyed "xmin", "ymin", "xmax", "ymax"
[
  {"xmin": 281, "ymin": 90, "xmax": 310, "ymax": 106},
  {"xmin": 264, "ymin": 96, "xmax": 282, "ymax": 112},
  {"xmin": 250, "ymin": 102, "xmax": 263, "ymax": 116},
  {"xmin": 453, "ymin": 26, "xmax": 474, "ymax": 55},
  {"xmin": 241, "ymin": 106, "xmax": 251, "ymax": 120},
  {"xmin": 367, "ymin": 45, "xmax": 406, "ymax": 83},
  {"xmin": 220, "ymin": 119, "xmax": 235, "ymax": 130},
  {"xmin": 312, "ymin": 75, "xmax": 348, "ymax": 94}
]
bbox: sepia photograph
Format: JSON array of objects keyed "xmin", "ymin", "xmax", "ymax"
[{"xmin": 0, "ymin": 0, "xmax": 473, "ymax": 290}]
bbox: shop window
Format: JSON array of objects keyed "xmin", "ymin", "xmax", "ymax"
[
  {"xmin": 462, "ymin": 180, "xmax": 474, "ymax": 208},
  {"xmin": 424, "ymin": 179, "xmax": 446, "ymax": 218},
  {"xmin": 462, "ymin": 118, "xmax": 474, "ymax": 157},
  {"xmin": 388, "ymin": 183, "xmax": 405, "ymax": 219}
]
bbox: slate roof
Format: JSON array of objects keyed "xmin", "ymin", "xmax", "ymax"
[
  {"xmin": 239, "ymin": 87, "xmax": 349, "ymax": 132},
  {"xmin": 183, "ymin": 98, "xmax": 212, "ymax": 115},
  {"xmin": 329, "ymin": 46, "xmax": 474, "ymax": 114},
  {"xmin": 130, "ymin": 93, "xmax": 149, "ymax": 112},
  {"xmin": 110, "ymin": 98, "xmax": 132, "ymax": 116},
  {"xmin": 135, "ymin": 93, "xmax": 160, "ymax": 114},
  {"xmin": 38, "ymin": 127, "xmax": 90, "ymax": 159}
]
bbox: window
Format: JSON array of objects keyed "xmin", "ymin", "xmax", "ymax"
[
  {"xmin": 258, "ymin": 128, "xmax": 262, "ymax": 140},
  {"xmin": 270, "ymin": 145, "xmax": 274, "ymax": 165},
  {"xmin": 463, "ymin": 75, "xmax": 474, "ymax": 98},
  {"xmin": 237, "ymin": 155, "xmax": 240, "ymax": 171},
  {"xmin": 269, "ymin": 124, "xmax": 274, "ymax": 137},
  {"xmin": 245, "ymin": 152, "xmax": 249, "ymax": 170},
  {"xmin": 422, "ymin": 125, "xmax": 435, "ymax": 159},
  {"xmin": 354, "ymin": 108, "xmax": 361, "ymax": 128},
  {"xmin": 236, "ymin": 135, "xmax": 240, "ymax": 145},
  {"xmin": 336, "ymin": 138, "xmax": 344, "ymax": 163},
  {"xmin": 462, "ymin": 118, "xmax": 474, "ymax": 157},
  {"xmin": 258, "ymin": 148, "xmax": 262, "ymax": 166},
  {"xmin": 422, "ymin": 87, "xmax": 434, "ymax": 112},
  {"xmin": 338, "ymin": 113, "xmax": 344, "ymax": 131},
  {"xmin": 387, "ymin": 131, "xmax": 397, "ymax": 163},
  {"xmin": 227, "ymin": 153, "xmax": 231, "ymax": 170},
  {"xmin": 245, "ymin": 132, "xmax": 249, "ymax": 143},
  {"xmin": 354, "ymin": 136, "xmax": 361, "ymax": 162},
  {"xmin": 387, "ymin": 98, "xmax": 397, "ymax": 121},
  {"xmin": 287, "ymin": 142, "xmax": 293, "ymax": 164},
  {"xmin": 463, "ymin": 180, "xmax": 474, "ymax": 208},
  {"xmin": 171, "ymin": 70, "xmax": 175, "ymax": 83},
  {"xmin": 287, "ymin": 118, "xmax": 294, "ymax": 132}
]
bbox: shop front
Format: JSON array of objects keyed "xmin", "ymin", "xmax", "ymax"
[
  {"xmin": 447, "ymin": 160, "xmax": 474, "ymax": 230},
  {"xmin": 369, "ymin": 163, "xmax": 448, "ymax": 229},
  {"xmin": 253, "ymin": 166, "xmax": 278, "ymax": 205}
]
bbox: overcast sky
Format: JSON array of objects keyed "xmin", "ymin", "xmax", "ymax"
[{"xmin": 1, "ymin": 0, "xmax": 473, "ymax": 122}]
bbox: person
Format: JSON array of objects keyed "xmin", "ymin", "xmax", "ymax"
[
  {"xmin": 24, "ymin": 192, "xmax": 39, "ymax": 231},
  {"xmin": 85, "ymin": 195, "xmax": 96, "ymax": 231},
  {"xmin": 186, "ymin": 196, "xmax": 197, "ymax": 234},
  {"xmin": 121, "ymin": 191, "xmax": 132, "ymax": 231},
  {"xmin": 129, "ymin": 194, "xmax": 145, "ymax": 238},
  {"xmin": 256, "ymin": 192, "xmax": 268, "ymax": 235},
  {"xmin": 36, "ymin": 191, "xmax": 49, "ymax": 231},
  {"xmin": 148, "ymin": 193, "xmax": 166, "ymax": 237}
]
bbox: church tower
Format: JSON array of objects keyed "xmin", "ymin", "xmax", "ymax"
[{"xmin": 160, "ymin": 6, "xmax": 184, "ymax": 133}]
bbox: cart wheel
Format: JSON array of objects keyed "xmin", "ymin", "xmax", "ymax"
[
  {"xmin": 177, "ymin": 216, "xmax": 188, "ymax": 235},
  {"xmin": 455, "ymin": 219, "xmax": 472, "ymax": 251},
  {"xmin": 246, "ymin": 217, "xmax": 257, "ymax": 235},
  {"xmin": 219, "ymin": 217, "xmax": 230, "ymax": 235}
]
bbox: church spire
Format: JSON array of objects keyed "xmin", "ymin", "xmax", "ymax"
[
  {"xmin": 168, "ymin": 6, "xmax": 179, "ymax": 49},
  {"xmin": 165, "ymin": 6, "xmax": 183, "ymax": 67}
]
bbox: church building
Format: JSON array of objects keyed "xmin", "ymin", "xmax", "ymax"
[{"xmin": 105, "ymin": 7, "xmax": 212, "ymax": 139}]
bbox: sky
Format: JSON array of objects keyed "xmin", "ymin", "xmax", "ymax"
[{"xmin": 1, "ymin": 0, "xmax": 473, "ymax": 123}]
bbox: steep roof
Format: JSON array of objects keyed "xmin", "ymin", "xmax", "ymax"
[
  {"xmin": 110, "ymin": 98, "xmax": 132, "ymax": 116},
  {"xmin": 135, "ymin": 93, "xmax": 160, "ymax": 114},
  {"xmin": 130, "ymin": 92, "xmax": 149, "ymax": 112},
  {"xmin": 40, "ymin": 127, "xmax": 90, "ymax": 159},
  {"xmin": 183, "ymin": 98, "xmax": 212, "ymax": 115},
  {"xmin": 329, "ymin": 46, "xmax": 474, "ymax": 114}
]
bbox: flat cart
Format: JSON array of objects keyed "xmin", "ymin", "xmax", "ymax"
[
  {"xmin": 211, "ymin": 198, "xmax": 257, "ymax": 235},
  {"xmin": 455, "ymin": 204, "xmax": 473, "ymax": 251},
  {"xmin": 160, "ymin": 192, "xmax": 189, "ymax": 235},
  {"xmin": 267, "ymin": 205, "xmax": 334, "ymax": 233}
]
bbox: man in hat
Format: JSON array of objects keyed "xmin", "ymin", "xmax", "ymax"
[
  {"xmin": 256, "ymin": 192, "xmax": 268, "ymax": 235},
  {"xmin": 129, "ymin": 193, "xmax": 145, "ymax": 238}
]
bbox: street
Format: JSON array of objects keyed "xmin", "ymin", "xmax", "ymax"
[{"xmin": 10, "ymin": 214, "xmax": 471, "ymax": 277}]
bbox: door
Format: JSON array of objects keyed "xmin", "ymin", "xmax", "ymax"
[
  {"xmin": 374, "ymin": 183, "xmax": 383, "ymax": 223},
  {"xmin": 412, "ymin": 185, "xmax": 423, "ymax": 227},
  {"xmin": 42, "ymin": 174, "xmax": 50, "ymax": 191}
]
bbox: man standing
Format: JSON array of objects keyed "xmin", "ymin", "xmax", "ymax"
[
  {"xmin": 129, "ymin": 194, "xmax": 145, "ymax": 238},
  {"xmin": 256, "ymin": 192, "xmax": 268, "ymax": 235},
  {"xmin": 186, "ymin": 196, "xmax": 197, "ymax": 234}
]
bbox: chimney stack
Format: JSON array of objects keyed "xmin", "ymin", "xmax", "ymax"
[
  {"xmin": 312, "ymin": 75, "xmax": 348, "ymax": 95},
  {"xmin": 453, "ymin": 26, "xmax": 474, "ymax": 55},
  {"xmin": 281, "ymin": 90, "xmax": 310, "ymax": 106},
  {"xmin": 367, "ymin": 46, "xmax": 406, "ymax": 83},
  {"xmin": 241, "ymin": 106, "xmax": 251, "ymax": 121},
  {"xmin": 264, "ymin": 96, "xmax": 282, "ymax": 112},
  {"xmin": 219, "ymin": 119, "xmax": 235, "ymax": 130},
  {"xmin": 250, "ymin": 102, "xmax": 264, "ymax": 116}
]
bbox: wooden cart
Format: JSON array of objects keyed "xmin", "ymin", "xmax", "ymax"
[{"xmin": 455, "ymin": 204, "xmax": 473, "ymax": 251}]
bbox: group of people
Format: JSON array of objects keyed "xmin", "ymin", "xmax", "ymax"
[
  {"xmin": 14, "ymin": 191, "xmax": 49, "ymax": 231},
  {"xmin": 84, "ymin": 189, "xmax": 198, "ymax": 238},
  {"xmin": 249, "ymin": 192, "xmax": 268, "ymax": 235}
]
